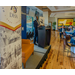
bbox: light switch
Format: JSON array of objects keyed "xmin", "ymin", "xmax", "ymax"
[{"xmin": 22, "ymin": 27, "xmax": 24, "ymax": 31}]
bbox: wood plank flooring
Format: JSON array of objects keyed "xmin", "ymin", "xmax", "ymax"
[{"xmin": 42, "ymin": 31, "xmax": 75, "ymax": 69}]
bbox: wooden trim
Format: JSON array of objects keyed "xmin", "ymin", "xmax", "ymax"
[
  {"xmin": 52, "ymin": 10, "xmax": 75, "ymax": 13},
  {"xmin": 54, "ymin": 6, "xmax": 58, "ymax": 10},
  {"xmin": 58, "ymin": 18, "xmax": 74, "ymax": 19}
]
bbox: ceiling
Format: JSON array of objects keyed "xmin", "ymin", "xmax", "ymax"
[
  {"xmin": 36, "ymin": 6, "xmax": 50, "ymax": 12},
  {"xmin": 36, "ymin": 6, "xmax": 51, "ymax": 17},
  {"xmin": 28, "ymin": 6, "xmax": 75, "ymax": 18},
  {"xmin": 28, "ymin": 6, "xmax": 43, "ymax": 14},
  {"xmin": 47, "ymin": 6, "xmax": 75, "ymax": 18},
  {"xmin": 27, "ymin": 6, "xmax": 51, "ymax": 17},
  {"xmin": 28, "ymin": 6, "xmax": 50, "ymax": 13}
]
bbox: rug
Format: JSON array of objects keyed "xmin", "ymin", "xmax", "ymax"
[{"xmin": 23, "ymin": 45, "xmax": 49, "ymax": 69}]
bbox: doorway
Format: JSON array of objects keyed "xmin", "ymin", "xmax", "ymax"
[{"xmin": 49, "ymin": 21, "xmax": 52, "ymax": 30}]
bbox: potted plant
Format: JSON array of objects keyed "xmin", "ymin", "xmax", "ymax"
[{"xmin": 52, "ymin": 22, "xmax": 56, "ymax": 31}]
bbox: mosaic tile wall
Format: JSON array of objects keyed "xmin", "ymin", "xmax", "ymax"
[{"xmin": 0, "ymin": 26, "xmax": 22, "ymax": 69}]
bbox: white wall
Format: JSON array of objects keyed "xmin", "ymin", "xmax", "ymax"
[
  {"xmin": 49, "ymin": 17, "xmax": 56, "ymax": 23},
  {"xmin": 43, "ymin": 11, "xmax": 48, "ymax": 25},
  {"xmin": 49, "ymin": 17, "xmax": 58, "ymax": 30}
]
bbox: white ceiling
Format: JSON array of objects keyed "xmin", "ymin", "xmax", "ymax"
[{"xmin": 47, "ymin": 6, "xmax": 75, "ymax": 18}]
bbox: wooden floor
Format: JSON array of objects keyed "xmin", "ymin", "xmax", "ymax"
[{"xmin": 43, "ymin": 31, "xmax": 75, "ymax": 69}]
